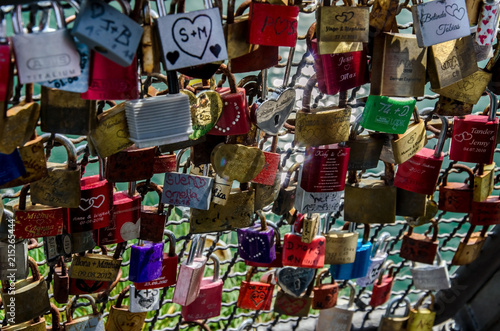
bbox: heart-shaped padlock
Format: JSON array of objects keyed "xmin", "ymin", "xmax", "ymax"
[{"xmin": 276, "ymin": 267, "xmax": 315, "ymax": 298}]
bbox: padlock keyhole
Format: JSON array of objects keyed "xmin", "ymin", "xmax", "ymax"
[{"xmin": 274, "ymin": 114, "xmax": 280, "ymax": 126}]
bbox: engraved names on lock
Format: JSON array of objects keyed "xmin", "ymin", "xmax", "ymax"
[
  {"xmin": 295, "ymin": 189, "xmax": 342, "ymax": 214},
  {"xmin": 317, "ymin": 7, "xmax": 369, "ymax": 44},
  {"xmin": 69, "ymin": 255, "xmax": 121, "ymax": 282},
  {"xmin": 162, "ymin": 173, "xmax": 213, "ymax": 210},
  {"xmin": 284, "ymin": 234, "xmax": 325, "ymax": 268},
  {"xmin": 450, "ymin": 117, "xmax": 498, "ymax": 164},
  {"xmin": 361, "ymin": 96, "xmax": 416, "ymax": 134},
  {"xmin": 300, "ymin": 146, "xmax": 350, "ymax": 192},
  {"xmin": 14, "ymin": 209, "xmax": 64, "ymax": 238},
  {"xmin": 248, "ymin": 2, "xmax": 299, "ymax": 47},
  {"xmin": 395, "ymin": 148, "xmax": 444, "ymax": 195}
]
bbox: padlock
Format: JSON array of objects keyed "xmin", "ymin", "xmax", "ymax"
[
  {"xmin": 64, "ymin": 295, "xmax": 104, "ymax": 331},
  {"xmin": 369, "ymin": 0, "xmax": 399, "ymax": 38},
  {"xmin": 473, "ymin": 162, "xmax": 495, "ymax": 202},
  {"xmin": 330, "ymin": 223, "xmax": 372, "ymax": 280},
  {"xmin": 43, "ymin": 233, "xmax": 74, "ymax": 266},
  {"xmin": 162, "ymin": 148, "xmax": 214, "ymax": 210},
  {"xmin": 470, "ymin": 188, "xmax": 500, "ymax": 225},
  {"xmin": 0, "ymin": 12, "xmax": 13, "ymax": 108},
  {"xmin": 407, "ymin": 293, "xmax": 436, "ymax": 331},
  {"xmin": 282, "ymin": 217, "xmax": 326, "ymax": 269},
  {"xmin": 69, "ymin": 244, "xmax": 123, "ymax": 283},
  {"xmin": 411, "ymin": 252, "xmax": 451, "ymax": 291},
  {"xmin": 70, "ymin": 230, "xmax": 96, "ymax": 254},
  {"xmin": 274, "ymin": 279, "xmax": 314, "ymax": 317},
  {"xmin": 105, "ymin": 286, "xmax": 147, "ymax": 331},
  {"xmin": 182, "ymin": 254, "xmax": 223, "ymax": 321},
  {"xmin": 81, "ymin": 51, "xmax": 139, "ymax": 100},
  {"xmin": 452, "ymin": 225, "xmax": 488, "ymax": 265},
  {"xmin": 434, "ymin": 95, "xmax": 473, "ymax": 116},
  {"xmin": 0, "ymin": 150, "xmax": 25, "ymax": 186},
  {"xmin": 316, "ymin": 0, "xmax": 369, "ymax": 49},
  {"xmin": 172, "ymin": 235, "xmax": 207, "ymax": 306},
  {"xmin": 129, "ymin": 284, "xmax": 160, "ymax": 313},
  {"xmin": 371, "ymin": 32, "xmax": 427, "ymax": 97},
  {"xmin": 238, "ymin": 212, "xmax": 276, "ymax": 264},
  {"xmin": 225, "ymin": 0, "xmax": 254, "ymax": 59},
  {"xmin": 153, "ymin": 150, "xmax": 177, "ymax": 174},
  {"xmin": 140, "ymin": 1, "xmax": 161, "ymax": 75},
  {"xmin": 237, "ymin": 267, "xmax": 275, "ymax": 311},
  {"xmin": 400, "ymin": 221, "xmax": 439, "ymax": 264},
  {"xmin": 312, "ymin": 269, "xmax": 339, "ymax": 310},
  {"xmin": 68, "ymin": 159, "xmax": 112, "ymax": 234},
  {"xmin": 68, "ymin": 258, "xmax": 123, "ymax": 296},
  {"xmin": 105, "ymin": 146, "xmax": 155, "ymax": 182},
  {"xmin": 30, "ymin": 133, "xmax": 81, "ymax": 208},
  {"xmin": 0, "ymin": 257, "xmax": 50, "ymax": 325},
  {"xmin": 246, "ymin": 222, "xmax": 283, "ymax": 268},
  {"xmin": 315, "ymin": 281, "xmax": 356, "ymax": 331},
  {"xmin": 412, "ymin": 0, "xmax": 471, "ymax": 47},
  {"xmin": 207, "ymin": 64, "xmax": 250, "ymax": 136},
  {"xmin": 40, "ymin": 87, "xmax": 97, "ymax": 136},
  {"xmin": 300, "ymin": 213, "xmax": 321, "ymax": 244},
  {"xmin": 272, "ymin": 163, "xmax": 299, "ymax": 215},
  {"xmin": 0, "ymin": 239, "xmax": 28, "ymax": 281},
  {"xmin": 357, "ymin": 232, "xmax": 391, "ymax": 287},
  {"xmin": 251, "ymin": 136, "xmax": 280, "ymax": 187},
  {"xmin": 394, "ymin": 115, "xmax": 449, "ymax": 195},
  {"xmin": 72, "ymin": 0, "xmax": 142, "ymax": 67},
  {"xmin": 449, "ymin": 90, "xmax": 498, "ymax": 164},
  {"xmin": 96, "ymin": 182, "xmax": 141, "ymax": 245},
  {"xmin": 11, "ymin": 3, "xmax": 80, "ymax": 84},
  {"xmin": 137, "ymin": 182, "xmax": 167, "ymax": 243},
  {"xmin": 294, "ymin": 170, "xmax": 343, "ymax": 215},
  {"xmin": 344, "ymin": 162, "xmax": 397, "ymax": 224},
  {"xmin": 295, "ymin": 75, "xmax": 351, "ymax": 146},
  {"xmin": 346, "ymin": 118, "xmax": 384, "ymax": 170},
  {"xmin": 323, "ymin": 218, "xmax": 359, "ymax": 265},
  {"xmin": 396, "ymin": 188, "xmax": 427, "ymax": 218},
  {"xmin": 135, "ymin": 230, "xmax": 178, "ymax": 290},
  {"xmin": 427, "ymin": 35, "xmax": 478, "ymax": 89},
  {"xmin": 275, "ymin": 265, "xmax": 315, "ymax": 299},
  {"xmin": 53, "ymin": 257, "xmax": 69, "ymax": 304},
  {"xmin": 248, "ymin": 1, "xmax": 298, "ymax": 47},
  {"xmin": 252, "ymin": 167, "xmax": 281, "ymax": 211},
  {"xmin": 0, "ymin": 136, "xmax": 48, "ymax": 189},
  {"xmin": 13, "ymin": 184, "xmax": 66, "ymax": 239},
  {"xmin": 129, "ymin": 240, "xmax": 164, "ymax": 283},
  {"xmin": 361, "ymin": 95, "xmax": 418, "ymax": 135},
  {"xmin": 1, "ymin": 315, "xmax": 46, "ymax": 331},
  {"xmin": 390, "ymin": 108, "xmax": 427, "ymax": 165},
  {"xmin": 378, "ymin": 296, "xmax": 412, "ymax": 331},
  {"xmin": 190, "ymin": 185, "xmax": 254, "ymax": 233},
  {"xmin": 369, "ymin": 261, "xmax": 394, "ymax": 307},
  {"xmin": 156, "ymin": 0, "xmax": 228, "ymax": 71},
  {"xmin": 438, "ymin": 164, "xmax": 475, "ymax": 213}
]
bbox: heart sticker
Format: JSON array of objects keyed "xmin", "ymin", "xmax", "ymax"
[
  {"xmin": 120, "ymin": 219, "xmax": 141, "ymax": 241},
  {"xmin": 276, "ymin": 267, "xmax": 315, "ymax": 297},
  {"xmin": 335, "ymin": 11, "xmax": 355, "ymax": 23},
  {"xmin": 181, "ymin": 89, "xmax": 223, "ymax": 139},
  {"xmin": 173, "ymin": 15, "xmax": 213, "ymax": 59},
  {"xmin": 255, "ymin": 88, "xmax": 296, "ymax": 135}
]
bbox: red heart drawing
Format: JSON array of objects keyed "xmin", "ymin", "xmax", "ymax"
[
  {"xmin": 478, "ymin": 27, "xmax": 482, "ymax": 32},
  {"xmin": 486, "ymin": 5, "xmax": 492, "ymax": 10},
  {"xmin": 483, "ymin": 19, "xmax": 490, "ymax": 25},
  {"xmin": 487, "ymin": 28, "xmax": 494, "ymax": 35},
  {"xmin": 250, "ymin": 291, "xmax": 266, "ymax": 307},
  {"xmin": 493, "ymin": 10, "xmax": 497, "ymax": 14},
  {"xmin": 479, "ymin": 34, "xmax": 488, "ymax": 43}
]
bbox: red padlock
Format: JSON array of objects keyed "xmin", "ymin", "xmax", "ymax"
[
  {"xmin": 470, "ymin": 191, "xmax": 500, "ymax": 226},
  {"xmin": 137, "ymin": 182, "xmax": 167, "ymax": 243},
  {"xmin": 282, "ymin": 219, "xmax": 326, "ymax": 269},
  {"xmin": 369, "ymin": 261, "xmax": 394, "ymax": 307},
  {"xmin": 0, "ymin": 37, "xmax": 13, "ymax": 105},
  {"xmin": 13, "ymin": 184, "xmax": 66, "ymax": 238},
  {"xmin": 181, "ymin": 254, "xmax": 223, "ymax": 321},
  {"xmin": 153, "ymin": 150, "xmax": 176, "ymax": 174},
  {"xmin": 134, "ymin": 230, "xmax": 178, "ymax": 290},
  {"xmin": 400, "ymin": 221, "xmax": 439, "ymax": 265},
  {"xmin": 237, "ymin": 267, "xmax": 275, "ymax": 311},
  {"xmin": 438, "ymin": 164, "xmax": 475, "ymax": 213},
  {"xmin": 248, "ymin": 2, "xmax": 299, "ymax": 47},
  {"xmin": 208, "ymin": 64, "xmax": 250, "ymax": 136},
  {"xmin": 251, "ymin": 136, "xmax": 280, "ymax": 186},
  {"xmin": 449, "ymin": 90, "xmax": 498, "ymax": 164},
  {"xmin": 96, "ymin": 182, "xmax": 141, "ymax": 245},
  {"xmin": 81, "ymin": 51, "xmax": 139, "ymax": 100},
  {"xmin": 105, "ymin": 146, "xmax": 156, "ymax": 182},
  {"xmin": 394, "ymin": 115, "xmax": 448, "ymax": 195},
  {"xmin": 312, "ymin": 269, "xmax": 339, "ymax": 310}
]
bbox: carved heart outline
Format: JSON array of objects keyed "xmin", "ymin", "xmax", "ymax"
[
  {"xmin": 78, "ymin": 194, "xmax": 106, "ymax": 211},
  {"xmin": 255, "ymin": 88, "xmax": 296, "ymax": 135},
  {"xmin": 276, "ymin": 292, "xmax": 308, "ymax": 315},
  {"xmin": 276, "ymin": 267, "xmax": 315, "ymax": 297},
  {"xmin": 250, "ymin": 290, "xmax": 267, "ymax": 307},
  {"xmin": 335, "ymin": 11, "xmax": 355, "ymax": 23},
  {"xmin": 445, "ymin": 4, "xmax": 465, "ymax": 20},
  {"xmin": 172, "ymin": 14, "xmax": 213, "ymax": 60}
]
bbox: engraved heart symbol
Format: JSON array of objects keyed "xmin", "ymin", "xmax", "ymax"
[
  {"xmin": 250, "ymin": 290, "xmax": 266, "ymax": 307},
  {"xmin": 275, "ymin": 17, "xmax": 289, "ymax": 35},
  {"xmin": 138, "ymin": 297, "xmax": 155, "ymax": 309},
  {"xmin": 172, "ymin": 14, "xmax": 213, "ymax": 59},
  {"xmin": 459, "ymin": 80, "xmax": 474, "ymax": 91},
  {"xmin": 90, "ymin": 195, "xmax": 105, "ymax": 209},
  {"xmin": 276, "ymin": 267, "xmax": 315, "ymax": 297},
  {"xmin": 209, "ymin": 44, "xmax": 221, "ymax": 58},
  {"xmin": 255, "ymin": 88, "xmax": 296, "ymax": 135},
  {"xmin": 445, "ymin": 4, "xmax": 465, "ymax": 20},
  {"xmin": 182, "ymin": 89, "xmax": 223, "ymax": 139},
  {"xmin": 79, "ymin": 198, "xmax": 93, "ymax": 211},
  {"xmin": 112, "ymin": 313, "xmax": 145, "ymax": 329},
  {"xmin": 335, "ymin": 11, "xmax": 355, "ymax": 23},
  {"xmin": 116, "ymin": 129, "xmax": 128, "ymax": 139},
  {"xmin": 344, "ymin": 64, "xmax": 351, "ymax": 71},
  {"xmin": 454, "ymin": 131, "xmax": 473, "ymax": 142},
  {"xmin": 276, "ymin": 292, "xmax": 307, "ymax": 315},
  {"xmin": 166, "ymin": 51, "xmax": 180, "ymax": 65}
]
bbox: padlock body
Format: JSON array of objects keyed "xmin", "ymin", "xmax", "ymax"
[
  {"xmin": 473, "ymin": 163, "xmax": 495, "ymax": 202},
  {"xmin": 68, "ymin": 175, "xmax": 112, "ymax": 233},
  {"xmin": 317, "ymin": 6, "xmax": 369, "ymax": 46},
  {"xmin": 449, "ymin": 115, "xmax": 498, "ymax": 164},
  {"xmin": 134, "ymin": 253, "xmax": 178, "ymax": 290},
  {"xmin": 237, "ymin": 281, "xmax": 274, "ymax": 310},
  {"xmin": 396, "ymin": 188, "xmax": 427, "ymax": 217},
  {"xmin": 452, "ymin": 233, "xmax": 487, "ymax": 265},
  {"xmin": 129, "ymin": 285, "xmax": 161, "ymax": 313},
  {"xmin": 313, "ymin": 283, "xmax": 339, "ymax": 310},
  {"xmin": 0, "ymin": 240, "xmax": 28, "ymax": 280},
  {"xmin": 105, "ymin": 147, "xmax": 155, "ymax": 182},
  {"xmin": 129, "ymin": 242, "xmax": 164, "ymax": 283},
  {"xmin": 282, "ymin": 233, "xmax": 325, "ymax": 268},
  {"xmin": 470, "ymin": 196, "xmax": 500, "ymax": 225},
  {"xmin": 346, "ymin": 134, "xmax": 384, "ymax": 170},
  {"xmin": 68, "ymin": 254, "xmax": 121, "ymax": 282},
  {"xmin": 172, "ymin": 257, "xmax": 207, "ymax": 306},
  {"xmin": 14, "ymin": 205, "xmax": 66, "ymax": 239},
  {"xmin": 356, "ymin": 254, "xmax": 387, "ymax": 288},
  {"xmin": 272, "ymin": 186, "xmax": 296, "ymax": 215},
  {"xmin": 0, "ymin": 43, "xmax": 12, "ymax": 102},
  {"xmin": 324, "ymin": 231, "xmax": 359, "ymax": 265},
  {"xmin": 68, "ymin": 278, "xmax": 110, "ymax": 295},
  {"xmin": 391, "ymin": 120, "xmax": 427, "ymax": 165},
  {"xmin": 274, "ymin": 290, "xmax": 312, "ymax": 317},
  {"xmin": 53, "ymin": 266, "xmax": 69, "ymax": 304},
  {"xmin": 153, "ymin": 154, "xmax": 177, "ymax": 174},
  {"xmin": 139, "ymin": 207, "xmax": 166, "ymax": 242},
  {"xmin": 295, "ymin": 108, "xmax": 351, "ymax": 147},
  {"xmin": 248, "ymin": 2, "xmax": 298, "ymax": 47},
  {"xmin": 394, "ymin": 148, "xmax": 444, "ymax": 195},
  {"xmin": 378, "ymin": 316, "xmax": 409, "ymax": 331},
  {"xmin": 106, "ymin": 305, "xmax": 146, "ymax": 331},
  {"xmin": 369, "ymin": 275, "xmax": 394, "ymax": 307},
  {"xmin": 438, "ymin": 182, "xmax": 473, "ymax": 213},
  {"xmin": 400, "ymin": 233, "xmax": 438, "ymax": 264},
  {"xmin": 246, "ymin": 245, "xmax": 284, "ymax": 268},
  {"xmin": 361, "ymin": 95, "xmax": 417, "ymax": 134},
  {"xmin": 294, "ymin": 185, "xmax": 342, "ymax": 214},
  {"xmin": 64, "ymin": 314, "xmax": 105, "ymax": 331},
  {"xmin": 0, "ymin": 150, "xmax": 26, "ymax": 185},
  {"xmin": 411, "ymin": 262, "xmax": 450, "ymax": 290},
  {"xmin": 181, "ymin": 278, "xmax": 223, "ymax": 321},
  {"xmin": 316, "ymin": 304, "xmax": 354, "ymax": 331},
  {"xmin": 330, "ymin": 240, "xmax": 372, "ymax": 279},
  {"xmin": 208, "ymin": 87, "xmax": 250, "ymax": 136},
  {"xmin": 251, "ymin": 151, "xmax": 280, "ymax": 186},
  {"xmin": 407, "ymin": 308, "xmax": 436, "ymax": 331},
  {"xmin": 237, "ymin": 225, "xmax": 275, "ymax": 263}
]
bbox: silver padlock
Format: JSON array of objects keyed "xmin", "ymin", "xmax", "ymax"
[
  {"xmin": 316, "ymin": 281, "xmax": 356, "ymax": 331},
  {"xmin": 357, "ymin": 232, "xmax": 391, "ymax": 287},
  {"xmin": 11, "ymin": 2, "xmax": 81, "ymax": 84},
  {"xmin": 129, "ymin": 284, "xmax": 161, "ymax": 313},
  {"xmin": 72, "ymin": 0, "xmax": 143, "ymax": 67},
  {"xmin": 0, "ymin": 238, "xmax": 28, "ymax": 281},
  {"xmin": 410, "ymin": 252, "xmax": 451, "ymax": 291}
]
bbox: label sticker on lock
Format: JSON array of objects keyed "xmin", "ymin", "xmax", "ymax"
[
  {"xmin": 157, "ymin": 8, "xmax": 228, "ymax": 70},
  {"xmin": 162, "ymin": 173, "xmax": 213, "ymax": 210}
]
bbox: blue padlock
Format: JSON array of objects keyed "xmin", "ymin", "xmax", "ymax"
[
  {"xmin": 330, "ymin": 223, "xmax": 372, "ymax": 280},
  {"xmin": 129, "ymin": 240, "xmax": 164, "ymax": 283},
  {"xmin": 0, "ymin": 149, "xmax": 26, "ymax": 186}
]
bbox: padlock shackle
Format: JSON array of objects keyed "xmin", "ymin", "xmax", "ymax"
[
  {"xmin": 237, "ymin": 319, "xmax": 254, "ymax": 331},
  {"xmin": 13, "ymin": 2, "xmax": 66, "ymax": 35},
  {"xmin": 433, "ymin": 114, "xmax": 448, "ymax": 158},
  {"xmin": 57, "ymin": 256, "xmax": 67, "ymax": 277},
  {"xmin": 39, "ymin": 133, "xmax": 78, "ymax": 170},
  {"xmin": 485, "ymin": 89, "xmax": 498, "ymax": 121},
  {"xmin": 301, "ymin": 74, "xmax": 317, "ymax": 113},
  {"xmin": 217, "ymin": 64, "xmax": 238, "ymax": 94},
  {"xmin": 17, "ymin": 184, "xmax": 30, "ymax": 210},
  {"xmin": 384, "ymin": 296, "xmax": 411, "ymax": 318},
  {"xmin": 371, "ymin": 232, "xmax": 391, "ymax": 258},
  {"xmin": 339, "ymin": 280, "xmax": 356, "ymax": 310},
  {"xmin": 376, "ymin": 260, "xmax": 394, "ymax": 285},
  {"xmin": 164, "ymin": 229, "xmax": 177, "ymax": 257},
  {"xmin": 176, "ymin": 148, "xmax": 190, "ymax": 173},
  {"xmin": 283, "ymin": 162, "xmax": 301, "ymax": 188},
  {"xmin": 186, "ymin": 234, "xmax": 201, "ymax": 265},
  {"xmin": 282, "ymin": 47, "xmax": 295, "ymax": 89},
  {"xmin": 349, "ymin": 113, "xmax": 365, "ymax": 140},
  {"xmin": 66, "ymin": 294, "xmax": 99, "ymax": 323},
  {"xmin": 441, "ymin": 164, "xmax": 475, "ymax": 187},
  {"xmin": 315, "ymin": 268, "xmax": 334, "ymax": 287},
  {"xmin": 261, "ymin": 68, "xmax": 268, "ymax": 100},
  {"xmin": 415, "ymin": 292, "xmax": 435, "ymax": 311},
  {"xmin": 50, "ymin": 302, "xmax": 62, "ymax": 331},
  {"xmin": 235, "ymin": 0, "xmax": 252, "ymax": 16},
  {"xmin": 255, "ymin": 210, "xmax": 268, "ymax": 231},
  {"xmin": 137, "ymin": 181, "xmax": 165, "ymax": 214},
  {"xmin": 208, "ymin": 254, "xmax": 220, "ymax": 282},
  {"xmin": 115, "ymin": 285, "xmax": 130, "ymax": 308}
]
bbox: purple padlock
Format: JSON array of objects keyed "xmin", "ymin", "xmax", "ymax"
[
  {"xmin": 129, "ymin": 240, "xmax": 164, "ymax": 283},
  {"xmin": 237, "ymin": 212, "xmax": 276, "ymax": 264}
]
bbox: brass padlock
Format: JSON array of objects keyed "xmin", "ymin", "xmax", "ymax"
[
  {"xmin": 1, "ymin": 316, "xmax": 46, "ymax": 331},
  {"xmin": 407, "ymin": 293, "xmax": 436, "ymax": 331},
  {"xmin": 391, "ymin": 108, "xmax": 426, "ymax": 165},
  {"xmin": 64, "ymin": 295, "xmax": 104, "ymax": 331},
  {"xmin": 473, "ymin": 163, "xmax": 495, "ymax": 202},
  {"xmin": 434, "ymin": 95, "xmax": 473, "ymax": 117},
  {"xmin": 106, "ymin": 285, "xmax": 147, "ymax": 331},
  {"xmin": 452, "ymin": 225, "xmax": 488, "ymax": 265},
  {"xmin": 346, "ymin": 117, "xmax": 384, "ymax": 171},
  {"xmin": 378, "ymin": 296, "xmax": 411, "ymax": 331},
  {"xmin": 323, "ymin": 218, "xmax": 359, "ymax": 265}
]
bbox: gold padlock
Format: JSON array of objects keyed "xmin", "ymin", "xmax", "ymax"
[
  {"xmin": 106, "ymin": 286, "xmax": 147, "ymax": 331},
  {"xmin": 473, "ymin": 163, "xmax": 495, "ymax": 202},
  {"xmin": 391, "ymin": 108, "xmax": 426, "ymax": 165},
  {"xmin": 407, "ymin": 293, "xmax": 436, "ymax": 331},
  {"xmin": 434, "ymin": 95, "xmax": 473, "ymax": 117},
  {"xmin": 452, "ymin": 225, "xmax": 488, "ymax": 265},
  {"xmin": 378, "ymin": 296, "xmax": 411, "ymax": 331},
  {"xmin": 323, "ymin": 218, "xmax": 359, "ymax": 265}
]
